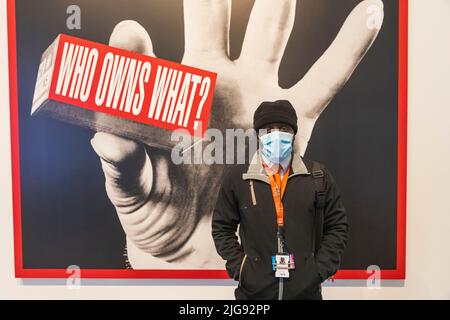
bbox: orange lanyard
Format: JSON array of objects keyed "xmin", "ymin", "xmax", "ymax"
[{"xmin": 263, "ymin": 164, "xmax": 290, "ymax": 227}]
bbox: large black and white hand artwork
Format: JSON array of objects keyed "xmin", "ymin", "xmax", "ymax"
[{"xmin": 90, "ymin": 0, "xmax": 384, "ymax": 269}]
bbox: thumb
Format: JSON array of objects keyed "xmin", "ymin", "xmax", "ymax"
[{"xmin": 90, "ymin": 132, "xmax": 152, "ymax": 213}]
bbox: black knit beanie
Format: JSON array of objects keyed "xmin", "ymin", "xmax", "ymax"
[{"xmin": 253, "ymin": 100, "xmax": 298, "ymax": 134}]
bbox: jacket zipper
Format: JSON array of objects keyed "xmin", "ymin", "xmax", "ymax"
[{"xmin": 239, "ymin": 254, "xmax": 248, "ymax": 283}]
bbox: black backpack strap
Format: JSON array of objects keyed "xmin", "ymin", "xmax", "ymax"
[{"xmin": 311, "ymin": 161, "xmax": 327, "ymax": 256}]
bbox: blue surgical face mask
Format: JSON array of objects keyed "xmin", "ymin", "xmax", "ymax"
[{"xmin": 259, "ymin": 131, "xmax": 294, "ymax": 165}]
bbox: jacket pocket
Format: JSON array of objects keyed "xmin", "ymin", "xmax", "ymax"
[
  {"xmin": 285, "ymin": 254, "xmax": 322, "ymax": 298},
  {"xmin": 302, "ymin": 255, "xmax": 323, "ymax": 291}
]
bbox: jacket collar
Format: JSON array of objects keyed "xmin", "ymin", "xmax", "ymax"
[{"xmin": 242, "ymin": 151, "xmax": 311, "ymax": 184}]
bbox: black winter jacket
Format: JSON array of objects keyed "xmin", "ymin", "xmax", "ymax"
[{"xmin": 212, "ymin": 152, "xmax": 348, "ymax": 300}]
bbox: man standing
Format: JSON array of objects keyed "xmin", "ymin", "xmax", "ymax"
[{"xmin": 212, "ymin": 100, "xmax": 349, "ymax": 300}]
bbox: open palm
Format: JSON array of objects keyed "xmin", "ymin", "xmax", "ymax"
[{"xmin": 90, "ymin": 0, "xmax": 384, "ymax": 268}]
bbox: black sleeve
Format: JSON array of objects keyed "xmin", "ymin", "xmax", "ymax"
[
  {"xmin": 314, "ymin": 167, "xmax": 349, "ymax": 281},
  {"xmin": 211, "ymin": 169, "xmax": 245, "ymax": 281}
]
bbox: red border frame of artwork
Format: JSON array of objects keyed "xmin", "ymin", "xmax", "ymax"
[{"xmin": 7, "ymin": 0, "xmax": 408, "ymax": 280}]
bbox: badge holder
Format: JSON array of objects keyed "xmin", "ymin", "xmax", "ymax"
[{"xmin": 272, "ymin": 253, "xmax": 295, "ymax": 278}]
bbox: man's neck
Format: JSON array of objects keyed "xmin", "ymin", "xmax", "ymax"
[{"xmin": 260, "ymin": 151, "xmax": 292, "ymax": 176}]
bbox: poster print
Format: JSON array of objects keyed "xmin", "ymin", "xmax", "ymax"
[{"xmin": 7, "ymin": 0, "xmax": 407, "ymax": 279}]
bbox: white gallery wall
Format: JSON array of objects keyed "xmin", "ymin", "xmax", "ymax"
[{"xmin": 1, "ymin": 0, "xmax": 450, "ymax": 299}]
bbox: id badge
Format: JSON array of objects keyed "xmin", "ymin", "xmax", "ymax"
[
  {"xmin": 272, "ymin": 254, "xmax": 296, "ymax": 270},
  {"xmin": 273, "ymin": 254, "xmax": 290, "ymax": 278}
]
